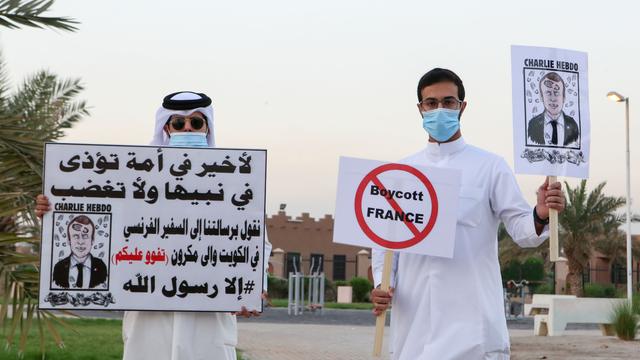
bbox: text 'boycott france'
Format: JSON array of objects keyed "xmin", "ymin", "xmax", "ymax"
[{"xmin": 367, "ymin": 185, "xmax": 425, "ymax": 224}]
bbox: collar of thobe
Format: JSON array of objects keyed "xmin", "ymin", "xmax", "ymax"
[{"xmin": 425, "ymin": 137, "xmax": 466, "ymax": 158}]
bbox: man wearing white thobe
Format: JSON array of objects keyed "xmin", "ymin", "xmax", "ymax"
[
  {"xmin": 36, "ymin": 91, "xmax": 271, "ymax": 360},
  {"xmin": 371, "ymin": 68, "xmax": 565, "ymax": 360},
  {"xmin": 121, "ymin": 91, "xmax": 271, "ymax": 360}
]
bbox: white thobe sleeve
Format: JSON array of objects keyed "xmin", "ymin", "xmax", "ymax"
[
  {"xmin": 490, "ymin": 159, "xmax": 549, "ymax": 248},
  {"xmin": 371, "ymin": 248, "xmax": 399, "ymax": 288},
  {"xmin": 264, "ymin": 232, "xmax": 272, "ymax": 292}
]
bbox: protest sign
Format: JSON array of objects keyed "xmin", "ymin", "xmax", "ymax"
[
  {"xmin": 334, "ymin": 157, "xmax": 460, "ymax": 257},
  {"xmin": 511, "ymin": 45, "xmax": 590, "ymax": 178},
  {"xmin": 333, "ymin": 156, "xmax": 460, "ymax": 356},
  {"xmin": 511, "ymin": 45, "xmax": 590, "ymax": 261},
  {"xmin": 38, "ymin": 143, "xmax": 266, "ymax": 312}
]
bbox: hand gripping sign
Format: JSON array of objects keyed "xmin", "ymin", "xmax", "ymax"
[{"xmin": 333, "ymin": 157, "xmax": 460, "ymax": 357}]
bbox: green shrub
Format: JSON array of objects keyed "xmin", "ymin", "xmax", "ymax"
[
  {"xmin": 584, "ymin": 283, "xmax": 617, "ymax": 298},
  {"xmin": 633, "ymin": 293, "xmax": 640, "ymax": 315},
  {"xmin": 501, "ymin": 260, "xmax": 522, "ymax": 282},
  {"xmin": 334, "ymin": 280, "xmax": 349, "ymax": 287},
  {"xmin": 267, "ymin": 275, "xmax": 288, "ymax": 299},
  {"xmin": 534, "ymin": 283, "xmax": 554, "ymax": 294},
  {"xmin": 603, "ymin": 284, "xmax": 617, "ymax": 298},
  {"xmin": 323, "ymin": 277, "xmax": 337, "ymax": 302},
  {"xmin": 610, "ymin": 302, "xmax": 639, "ymax": 340},
  {"xmin": 350, "ymin": 277, "xmax": 372, "ymax": 302},
  {"xmin": 521, "ymin": 257, "xmax": 545, "ymax": 282}
]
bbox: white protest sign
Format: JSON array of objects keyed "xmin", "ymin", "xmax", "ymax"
[
  {"xmin": 38, "ymin": 143, "xmax": 266, "ymax": 312},
  {"xmin": 333, "ymin": 157, "xmax": 460, "ymax": 257},
  {"xmin": 511, "ymin": 45, "xmax": 590, "ymax": 178}
]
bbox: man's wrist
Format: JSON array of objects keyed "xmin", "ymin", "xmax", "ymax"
[{"xmin": 533, "ymin": 206, "xmax": 549, "ymax": 225}]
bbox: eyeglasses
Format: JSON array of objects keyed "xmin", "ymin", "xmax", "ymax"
[
  {"xmin": 418, "ymin": 97, "xmax": 463, "ymax": 111},
  {"xmin": 168, "ymin": 115, "xmax": 206, "ymax": 131}
]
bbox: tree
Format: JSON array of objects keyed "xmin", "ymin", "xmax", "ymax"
[
  {"xmin": 560, "ymin": 180, "xmax": 626, "ymax": 296},
  {"xmin": 0, "ymin": 0, "xmax": 77, "ymax": 31},
  {"xmin": 0, "ymin": 52, "xmax": 88, "ymax": 354},
  {"xmin": 498, "ymin": 223, "xmax": 549, "ymax": 280},
  {"xmin": 0, "ymin": 1, "xmax": 84, "ymax": 354}
]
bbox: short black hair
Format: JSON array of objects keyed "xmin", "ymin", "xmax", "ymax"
[{"xmin": 417, "ymin": 68, "xmax": 465, "ymax": 102}]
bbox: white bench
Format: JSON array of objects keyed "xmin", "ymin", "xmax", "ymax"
[
  {"xmin": 534, "ymin": 297, "xmax": 627, "ymax": 336},
  {"xmin": 525, "ymin": 294, "xmax": 577, "ymax": 316}
]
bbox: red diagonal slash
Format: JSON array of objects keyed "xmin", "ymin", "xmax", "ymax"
[
  {"xmin": 354, "ymin": 163, "xmax": 438, "ymax": 249},
  {"xmin": 369, "ymin": 175, "xmax": 421, "ymax": 237}
]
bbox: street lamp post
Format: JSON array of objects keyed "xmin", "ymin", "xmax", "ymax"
[{"xmin": 607, "ymin": 91, "xmax": 633, "ymax": 304}]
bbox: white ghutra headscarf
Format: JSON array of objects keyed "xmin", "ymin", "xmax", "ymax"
[{"xmin": 150, "ymin": 91, "xmax": 215, "ymax": 147}]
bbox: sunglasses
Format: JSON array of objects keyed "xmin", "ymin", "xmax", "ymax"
[{"xmin": 168, "ymin": 116, "xmax": 206, "ymax": 131}]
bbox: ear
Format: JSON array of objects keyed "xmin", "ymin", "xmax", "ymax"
[
  {"xmin": 417, "ymin": 103, "xmax": 423, "ymax": 118},
  {"xmin": 164, "ymin": 124, "xmax": 171, "ymax": 137},
  {"xmin": 459, "ymin": 101, "xmax": 468, "ymax": 119}
]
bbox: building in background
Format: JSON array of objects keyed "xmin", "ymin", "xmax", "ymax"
[
  {"xmin": 266, "ymin": 205, "xmax": 371, "ymax": 281},
  {"xmin": 553, "ymin": 235, "xmax": 640, "ymax": 293}
]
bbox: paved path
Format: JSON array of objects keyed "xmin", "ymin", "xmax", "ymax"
[
  {"xmin": 67, "ymin": 308, "xmax": 634, "ymax": 359},
  {"xmin": 238, "ymin": 322, "xmax": 390, "ymax": 360},
  {"xmin": 70, "ymin": 307, "xmax": 599, "ymax": 330},
  {"xmin": 238, "ymin": 324, "xmax": 638, "ymax": 360}
]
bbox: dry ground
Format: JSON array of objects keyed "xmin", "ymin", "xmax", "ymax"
[{"xmin": 238, "ymin": 324, "xmax": 639, "ymax": 360}]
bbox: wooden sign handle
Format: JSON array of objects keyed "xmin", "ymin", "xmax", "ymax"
[
  {"xmin": 373, "ymin": 250, "xmax": 393, "ymax": 357},
  {"xmin": 548, "ymin": 176, "xmax": 562, "ymax": 262}
]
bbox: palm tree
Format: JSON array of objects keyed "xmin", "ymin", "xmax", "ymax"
[
  {"xmin": 0, "ymin": 1, "xmax": 81, "ymax": 354},
  {"xmin": 0, "ymin": 55, "xmax": 88, "ymax": 353},
  {"xmin": 499, "ymin": 223, "xmax": 550, "ymax": 268},
  {"xmin": 560, "ymin": 180, "xmax": 626, "ymax": 296},
  {"xmin": 0, "ymin": 0, "xmax": 77, "ymax": 31}
]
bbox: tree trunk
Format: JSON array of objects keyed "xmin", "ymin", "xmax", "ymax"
[{"xmin": 565, "ymin": 260, "xmax": 584, "ymax": 297}]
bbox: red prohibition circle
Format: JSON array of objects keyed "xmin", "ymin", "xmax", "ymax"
[{"xmin": 354, "ymin": 163, "xmax": 438, "ymax": 249}]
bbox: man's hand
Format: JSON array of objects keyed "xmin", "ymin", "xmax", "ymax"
[
  {"xmin": 535, "ymin": 177, "xmax": 565, "ymax": 219},
  {"xmin": 233, "ymin": 306, "xmax": 261, "ymax": 318},
  {"xmin": 371, "ymin": 286, "xmax": 394, "ymax": 316},
  {"xmin": 232, "ymin": 291, "xmax": 268, "ymax": 318},
  {"xmin": 35, "ymin": 194, "xmax": 51, "ymax": 218}
]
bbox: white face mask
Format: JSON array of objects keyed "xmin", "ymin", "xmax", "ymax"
[{"xmin": 168, "ymin": 132, "xmax": 208, "ymax": 147}]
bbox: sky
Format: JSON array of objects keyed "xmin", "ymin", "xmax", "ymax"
[{"xmin": 2, "ymin": 0, "xmax": 639, "ymax": 232}]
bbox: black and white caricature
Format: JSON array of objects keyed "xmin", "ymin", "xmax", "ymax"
[
  {"xmin": 527, "ymin": 71, "xmax": 580, "ymax": 147},
  {"xmin": 511, "ymin": 45, "xmax": 590, "ymax": 179},
  {"xmin": 51, "ymin": 213, "xmax": 110, "ymax": 290}
]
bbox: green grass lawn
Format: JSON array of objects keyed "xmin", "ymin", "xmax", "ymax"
[
  {"xmin": 0, "ymin": 318, "xmax": 244, "ymax": 360},
  {"xmin": 269, "ymin": 298, "xmax": 373, "ymax": 310},
  {"xmin": 0, "ymin": 318, "xmax": 123, "ymax": 360}
]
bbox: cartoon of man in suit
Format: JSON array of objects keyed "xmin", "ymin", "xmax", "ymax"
[
  {"xmin": 527, "ymin": 71, "xmax": 579, "ymax": 147},
  {"xmin": 52, "ymin": 215, "xmax": 107, "ymax": 289}
]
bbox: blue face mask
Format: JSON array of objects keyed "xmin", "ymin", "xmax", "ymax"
[
  {"xmin": 422, "ymin": 108, "xmax": 460, "ymax": 142},
  {"xmin": 168, "ymin": 132, "xmax": 208, "ymax": 147}
]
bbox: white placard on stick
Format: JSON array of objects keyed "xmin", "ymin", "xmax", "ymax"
[
  {"xmin": 511, "ymin": 45, "xmax": 590, "ymax": 179},
  {"xmin": 333, "ymin": 156, "xmax": 460, "ymax": 257},
  {"xmin": 38, "ymin": 143, "xmax": 266, "ymax": 312}
]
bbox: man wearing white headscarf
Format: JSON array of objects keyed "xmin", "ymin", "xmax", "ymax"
[
  {"xmin": 37, "ymin": 91, "xmax": 271, "ymax": 360},
  {"xmin": 121, "ymin": 91, "xmax": 271, "ymax": 360}
]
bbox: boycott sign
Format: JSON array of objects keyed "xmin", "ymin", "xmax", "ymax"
[
  {"xmin": 354, "ymin": 163, "xmax": 438, "ymax": 249},
  {"xmin": 334, "ymin": 157, "xmax": 460, "ymax": 257}
]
